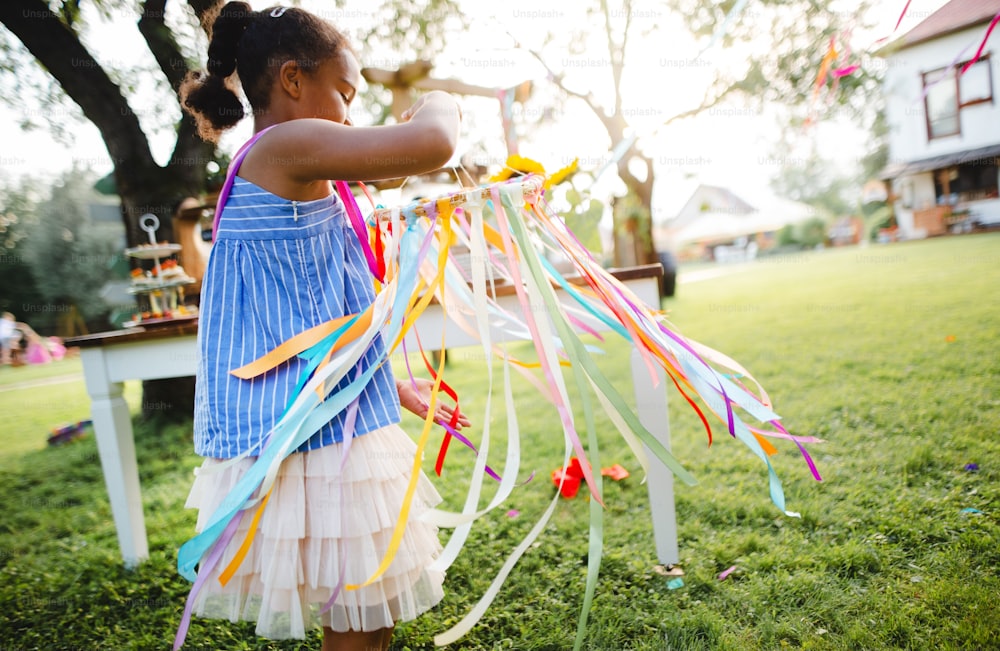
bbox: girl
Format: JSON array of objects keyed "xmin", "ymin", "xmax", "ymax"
[{"xmin": 177, "ymin": 3, "xmax": 467, "ymax": 650}]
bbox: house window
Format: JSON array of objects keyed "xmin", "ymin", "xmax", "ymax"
[
  {"xmin": 923, "ymin": 66, "xmax": 959, "ymax": 139},
  {"xmin": 959, "ymin": 56, "xmax": 993, "ymax": 106},
  {"xmin": 921, "ymin": 55, "xmax": 994, "ymax": 140}
]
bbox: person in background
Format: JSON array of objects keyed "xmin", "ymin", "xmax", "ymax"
[
  {"xmin": 17, "ymin": 321, "xmax": 53, "ymax": 365},
  {"xmin": 0, "ymin": 312, "xmax": 21, "ymax": 365}
]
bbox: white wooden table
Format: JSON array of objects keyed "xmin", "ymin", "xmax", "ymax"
[{"xmin": 67, "ymin": 265, "xmax": 677, "ymax": 569}]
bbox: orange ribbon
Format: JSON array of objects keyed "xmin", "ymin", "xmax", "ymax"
[{"xmin": 229, "ymin": 310, "xmax": 374, "ymax": 380}]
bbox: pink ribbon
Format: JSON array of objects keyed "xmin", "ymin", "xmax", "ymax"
[
  {"xmin": 210, "ymin": 126, "xmax": 276, "ymax": 241},
  {"xmin": 336, "ymin": 181, "xmax": 383, "ymax": 283},
  {"xmin": 959, "ymin": 11, "xmax": 1000, "ymax": 76}
]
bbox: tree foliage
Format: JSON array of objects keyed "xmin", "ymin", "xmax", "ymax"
[
  {"xmin": 507, "ymin": 0, "xmax": 882, "ymax": 262},
  {"xmin": 364, "ymin": 0, "xmax": 464, "ymax": 62},
  {"xmin": 2, "ymin": 0, "xmax": 889, "ymax": 273},
  {"xmin": 768, "ymin": 144, "xmax": 855, "ymax": 218},
  {"xmin": 0, "ymin": 172, "xmax": 123, "ymax": 334},
  {"xmin": 0, "ymin": 179, "xmax": 44, "ymax": 321},
  {"xmin": 670, "ymin": 0, "xmax": 884, "ymax": 125},
  {"xmin": 0, "ymin": 0, "xmax": 461, "ymax": 346},
  {"xmin": 1, "ymin": 0, "xmax": 232, "ymax": 248},
  {"xmin": 22, "ymin": 170, "xmax": 124, "ymax": 322}
]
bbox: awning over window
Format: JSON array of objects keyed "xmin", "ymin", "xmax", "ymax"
[{"xmin": 879, "ymin": 142, "xmax": 1000, "ymax": 179}]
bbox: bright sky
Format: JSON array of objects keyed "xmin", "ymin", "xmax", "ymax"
[{"xmin": 0, "ymin": 0, "xmax": 952, "ymax": 219}]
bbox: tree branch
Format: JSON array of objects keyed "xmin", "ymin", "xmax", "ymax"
[
  {"xmin": 599, "ymin": 0, "xmax": 624, "ymax": 117},
  {"xmin": 0, "ymin": 0, "xmax": 155, "ymax": 169},
  {"xmin": 168, "ymin": 109, "xmax": 216, "ymax": 173},
  {"xmin": 662, "ymin": 81, "xmax": 735, "ymax": 128},
  {"xmin": 166, "ymin": 0, "xmax": 222, "ymax": 180},
  {"xmin": 512, "ymin": 37, "xmax": 622, "ymax": 137},
  {"xmin": 619, "ymin": 1, "xmax": 633, "ymax": 118},
  {"xmin": 185, "ymin": 0, "xmax": 222, "ymax": 27},
  {"xmin": 138, "ymin": 0, "xmax": 188, "ymax": 91}
]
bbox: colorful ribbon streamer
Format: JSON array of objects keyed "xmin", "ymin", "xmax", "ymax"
[{"xmin": 176, "ymin": 170, "xmax": 820, "ymax": 649}]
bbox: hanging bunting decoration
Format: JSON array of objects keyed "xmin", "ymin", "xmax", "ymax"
[
  {"xmin": 874, "ymin": 2, "xmax": 1000, "ymax": 108},
  {"xmin": 958, "ymin": 9, "xmax": 1000, "ymax": 75},
  {"xmin": 804, "ymin": 32, "xmax": 861, "ymax": 127}
]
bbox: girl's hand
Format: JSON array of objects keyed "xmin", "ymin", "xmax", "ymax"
[
  {"xmin": 399, "ymin": 95, "xmax": 430, "ymax": 122},
  {"xmin": 397, "ymin": 377, "xmax": 471, "ymax": 430},
  {"xmin": 400, "ymin": 91, "xmax": 462, "ymax": 123}
]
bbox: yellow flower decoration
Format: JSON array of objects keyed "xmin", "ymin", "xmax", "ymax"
[
  {"xmin": 544, "ymin": 159, "xmax": 578, "ymax": 189},
  {"xmin": 488, "ymin": 155, "xmax": 579, "ymax": 190}
]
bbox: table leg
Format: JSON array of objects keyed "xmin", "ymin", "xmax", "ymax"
[
  {"xmin": 631, "ymin": 348, "xmax": 679, "ymax": 566},
  {"xmin": 80, "ymin": 348, "xmax": 148, "ymax": 568}
]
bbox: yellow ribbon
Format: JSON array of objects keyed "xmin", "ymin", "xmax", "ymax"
[
  {"xmin": 217, "ymin": 487, "xmax": 272, "ymax": 587},
  {"xmin": 345, "ymin": 200, "xmax": 457, "ymax": 590}
]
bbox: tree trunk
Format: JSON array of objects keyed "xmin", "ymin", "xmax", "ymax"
[
  {"xmin": 116, "ymin": 151, "xmax": 211, "ymax": 419},
  {"xmin": 613, "ymin": 153, "xmax": 658, "ymax": 267},
  {"xmin": 117, "ymin": 161, "xmax": 210, "ymax": 420},
  {"xmin": 116, "ymin": 160, "xmax": 206, "ymax": 247},
  {"xmin": 1, "ymin": 0, "xmax": 223, "ymax": 420},
  {"xmin": 141, "ymin": 376, "xmax": 197, "ymax": 422}
]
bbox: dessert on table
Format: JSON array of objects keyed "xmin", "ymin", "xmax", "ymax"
[{"xmin": 124, "ymin": 214, "xmax": 199, "ymax": 327}]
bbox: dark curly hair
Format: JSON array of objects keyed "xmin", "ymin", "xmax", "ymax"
[{"xmin": 179, "ymin": 2, "xmax": 350, "ymax": 142}]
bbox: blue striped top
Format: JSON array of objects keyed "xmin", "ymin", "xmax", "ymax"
[{"xmin": 193, "ymin": 176, "xmax": 400, "ymax": 459}]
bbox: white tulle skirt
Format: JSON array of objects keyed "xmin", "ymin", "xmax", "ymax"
[{"xmin": 183, "ymin": 424, "xmax": 446, "ymax": 639}]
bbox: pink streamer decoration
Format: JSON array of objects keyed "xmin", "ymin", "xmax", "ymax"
[
  {"xmin": 959, "ymin": 11, "xmax": 1000, "ymax": 76},
  {"xmin": 768, "ymin": 420, "xmax": 823, "ymax": 482},
  {"xmin": 717, "ymin": 565, "xmax": 738, "ymax": 581},
  {"xmin": 894, "ymin": 0, "xmax": 914, "ymax": 33},
  {"xmin": 567, "ymin": 313, "xmax": 605, "ymax": 342},
  {"xmin": 336, "ymin": 181, "xmax": 383, "ymax": 283},
  {"xmin": 915, "ymin": 42, "xmax": 974, "ymax": 104},
  {"xmin": 491, "ymin": 186, "xmax": 603, "ymax": 506}
]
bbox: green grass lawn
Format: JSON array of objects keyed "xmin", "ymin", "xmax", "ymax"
[
  {"xmin": 0, "ymin": 355, "xmax": 82, "ymax": 385},
  {"xmin": 1, "ymin": 233, "xmax": 998, "ymax": 650},
  {"xmin": 0, "ymin": 356, "xmax": 142, "ymax": 458}
]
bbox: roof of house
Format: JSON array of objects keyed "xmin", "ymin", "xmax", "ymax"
[
  {"xmin": 891, "ymin": 0, "xmax": 998, "ymax": 50},
  {"xmin": 673, "ymin": 184, "xmax": 756, "ymax": 223},
  {"xmin": 663, "ymin": 186, "xmax": 817, "ymax": 245},
  {"xmin": 879, "ymin": 142, "xmax": 1000, "ymax": 178}
]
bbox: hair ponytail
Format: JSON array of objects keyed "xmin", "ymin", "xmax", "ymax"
[
  {"xmin": 180, "ymin": 1, "xmax": 255, "ymax": 143},
  {"xmin": 180, "ymin": 3, "xmax": 351, "ymax": 143}
]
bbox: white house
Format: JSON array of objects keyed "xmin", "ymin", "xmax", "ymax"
[
  {"xmin": 658, "ymin": 184, "xmax": 817, "ymax": 260},
  {"xmin": 880, "ymin": 0, "xmax": 1000, "ymax": 238}
]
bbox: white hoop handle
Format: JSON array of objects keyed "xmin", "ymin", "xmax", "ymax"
[{"xmin": 139, "ymin": 214, "xmax": 159, "ymax": 244}]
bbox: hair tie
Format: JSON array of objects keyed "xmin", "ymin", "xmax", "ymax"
[{"xmin": 269, "ymin": 7, "xmax": 287, "ymax": 17}]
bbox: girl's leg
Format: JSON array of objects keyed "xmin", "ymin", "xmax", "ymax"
[{"xmin": 321, "ymin": 626, "xmax": 394, "ymax": 651}]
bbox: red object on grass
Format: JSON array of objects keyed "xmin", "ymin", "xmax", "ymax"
[
  {"xmin": 552, "ymin": 458, "xmax": 630, "ymax": 498},
  {"xmin": 551, "ymin": 457, "xmax": 585, "ymax": 498},
  {"xmin": 601, "ymin": 464, "xmax": 630, "ymax": 480}
]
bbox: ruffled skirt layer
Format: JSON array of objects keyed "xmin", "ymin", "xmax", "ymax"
[{"xmin": 183, "ymin": 424, "xmax": 445, "ymax": 639}]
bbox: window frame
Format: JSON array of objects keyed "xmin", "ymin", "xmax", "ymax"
[
  {"xmin": 920, "ymin": 53, "xmax": 995, "ymax": 141},
  {"xmin": 922, "ymin": 65, "xmax": 961, "ymax": 140},
  {"xmin": 958, "ymin": 54, "xmax": 994, "ymax": 108}
]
